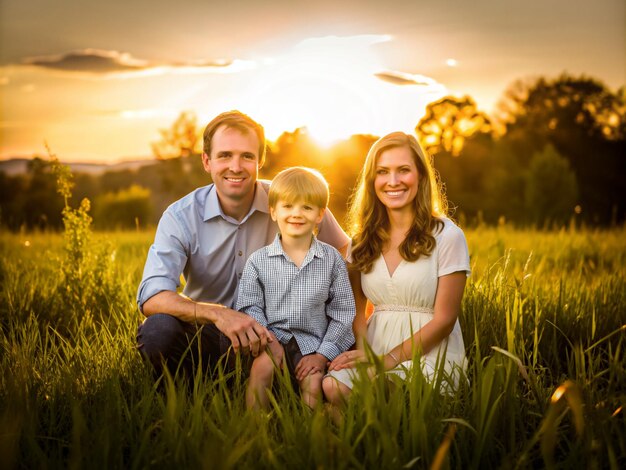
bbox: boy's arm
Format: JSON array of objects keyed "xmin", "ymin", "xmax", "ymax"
[
  {"xmin": 316, "ymin": 254, "xmax": 356, "ymax": 361},
  {"xmin": 235, "ymin": 257, "xmax": 268, "ymax": 328}
]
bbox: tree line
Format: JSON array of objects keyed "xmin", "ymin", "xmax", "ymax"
[{"xmin": 1, "ymin": 73, "xmax": 624, "ymax": 231}]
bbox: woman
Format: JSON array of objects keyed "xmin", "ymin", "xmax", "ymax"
[{"xmin": 323, "ymin": 132, "xmax": 470, "ymax": 403}]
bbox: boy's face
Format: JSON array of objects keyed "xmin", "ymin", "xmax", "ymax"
[{"xmin": 270, "ymin": 198, "xmax": 325, "ymax": 241}]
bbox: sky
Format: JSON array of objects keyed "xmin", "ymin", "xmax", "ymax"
[{"xmin": 1, "ymin": 0, "xmax": 624, "ymax": 163}]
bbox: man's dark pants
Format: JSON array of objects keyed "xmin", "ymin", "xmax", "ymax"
[
  {"xmin": 136, "ymin": 313, "xmax": 234, "ymax": 378},
  {"xmin": 137, "ymin": 314, "xmax": 306, "ymax": 392}
]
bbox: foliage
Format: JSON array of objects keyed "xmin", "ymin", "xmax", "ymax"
[
  {"xmin": 151, "ymin": 111, "xmax": 201, "ymax": 160},
  {"xmin": 498, "ymin": 74, "xmax": 626, "ymax": 224},
  {"xmin": 0, "ymin": 158, "xmax": 64, "ymax": 230},
  {"xmin": 416, "ymin": 96, "xmax": 493, "ymax": 156},
  {"xmin": 524, "ymin": 145, "xmax": 578, "ymax": 225},
  {"xmin": 0, "ymin": 226, "xmax": 625, "ymax": 468},
  {"xmin": 1, "ymin": 74, "xmax": 624, "ymax": 229},
  {"xmin": 94, "ymin": 185, "xmax": 153, "ymax": 230},
  {"xmin": 499, "ymin": 75, "xmax": 625, "ymax": 141}
]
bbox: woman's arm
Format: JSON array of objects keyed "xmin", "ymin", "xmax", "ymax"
[{"xmin": 383, "ymin": 271, "xmax": 466, "ymax": 369}]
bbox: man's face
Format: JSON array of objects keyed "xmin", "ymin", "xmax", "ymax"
[{"xmin": 202, "ymin": 125, "xmax": 260, "ymax": 215}]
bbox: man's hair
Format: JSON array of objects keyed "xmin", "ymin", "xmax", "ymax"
[
  {"xmin": 202, "ymin": 110, "xmax": 266, "ymax": 167},
  {"xmin": 269, "ymin": 167, "xmax": 330, "ymax": 209}
]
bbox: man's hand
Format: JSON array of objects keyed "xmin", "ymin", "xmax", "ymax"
[
  {"xmin": 295, "ymin": 353, "xmax": 328, "ymax": 381},
  {"xmin": 213, "ymin": 308, "xmax": 272, "ymax": 356}
]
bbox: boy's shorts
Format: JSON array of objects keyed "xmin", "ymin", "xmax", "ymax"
[
  {"xmin": 253, "ymin": 337, "xmax": 324, "ymax": 391},
  {"xmin": 282, "ymin": 337, "xmax": 304, "ymax": 378}
]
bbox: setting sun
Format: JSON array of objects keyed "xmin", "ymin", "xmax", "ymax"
[{"xmin": 237, "ymin": 36, "xmax": 448, "ymax": 146}]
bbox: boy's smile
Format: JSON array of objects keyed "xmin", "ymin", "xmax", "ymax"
[{"xmin": 270, "ymin": 199, "xmax": 325, "ymax": 240}]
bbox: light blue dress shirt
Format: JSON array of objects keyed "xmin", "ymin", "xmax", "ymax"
[
  {"xmin": 235, "ymin": 235, "xmax": 356, "ymax": 360},
  {"xmin": 137, "ymin": 181, "xmax": 349, "ymax": 311}
]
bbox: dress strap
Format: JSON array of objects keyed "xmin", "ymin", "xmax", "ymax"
[{"xmin": 373, "ymin": 304, "xmax": 434, "ymax": 314}]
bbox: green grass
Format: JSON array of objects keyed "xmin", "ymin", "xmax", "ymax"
[{"xmin": 1, "ymin": 225, "xmax": 625, "ymax": 469}]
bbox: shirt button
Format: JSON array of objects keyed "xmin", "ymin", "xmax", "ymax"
[{"xmin": 238, "ymin": 250, "xmax": 243, "ymax": 256}]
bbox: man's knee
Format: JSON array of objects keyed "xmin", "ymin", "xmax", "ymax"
[{"xmin": 136, "ymin": 313, "xmax": 187, "ymax": 363}]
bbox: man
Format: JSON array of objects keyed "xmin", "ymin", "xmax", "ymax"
[{"xmin": 136, "ymin": 110, "xmax": 349, "ymax": 376}]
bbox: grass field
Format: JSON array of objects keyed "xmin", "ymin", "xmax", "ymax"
[{"xmin": 1, "ymin": 224, "xmax": 625, "ymax": 469}]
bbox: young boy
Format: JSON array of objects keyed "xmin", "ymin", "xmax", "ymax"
[{"xmin": 235, "ymin": 167, "xmax": 356, "ymax": 409}]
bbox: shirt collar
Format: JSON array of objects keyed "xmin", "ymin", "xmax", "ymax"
[
  {"xmin": 203, "ymin": 181, "xmax": 270, "ymax": 222},
  {"xmin": 267, "ymin": 233, "xmax": 325, "ymax": 260}
]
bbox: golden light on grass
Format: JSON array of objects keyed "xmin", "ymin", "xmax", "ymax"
[
  {"xmin": 541, "ymin": 380, "xmax": 585, "ymax": 468},
  {"xmin": 550, "ymin": 383, "xmax": 567, "ymax": 403},
  {"xmin": 430, "ymin": 423, "xmax": 457, "ymax": 470}
]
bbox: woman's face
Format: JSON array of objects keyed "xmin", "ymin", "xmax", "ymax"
[{"xmin": 374, "ymin": 145, "xmax": 419, "ymax": 213}]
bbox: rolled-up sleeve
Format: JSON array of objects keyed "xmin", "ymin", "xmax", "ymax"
[
  {"xmin": 137, "ymin": 210, "xmax": 189, "ymax": 312},
  {"xmin": 317, "ymin": 254, "xmax": 356, "ymax": 360},
  {"xmin": 235, "ymin": 256, "xmax": 269, "ymax": 328}
]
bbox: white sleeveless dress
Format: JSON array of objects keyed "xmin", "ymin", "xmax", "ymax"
[{"xmin": 327, "ymin": 217, "xmax": 470, "ymax": 391}]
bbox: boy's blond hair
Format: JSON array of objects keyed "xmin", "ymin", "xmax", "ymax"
[{"xmin": 269, "ymin": 167, "xmax": 329, "ymax": 209}]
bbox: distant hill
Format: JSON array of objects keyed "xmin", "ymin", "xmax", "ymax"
[{"xmin": 0, "ymin": 157, "xmax": 157, "ymax": 176}]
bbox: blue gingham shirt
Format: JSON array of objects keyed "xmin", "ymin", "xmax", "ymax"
[{"xmin": 236, "ymin": 234, "xmax": 356, "ymax": 360}]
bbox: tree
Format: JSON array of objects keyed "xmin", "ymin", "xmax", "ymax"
[
  {"xmin": 151, "ymin": 111, "xmax": 201, "ymax": 160},
  {"xmin": 150, "ymin": 111, "xmax": 206, "ymax": 208},
  {"xmin": 481, "ymin": 139, "xmax": 526, "ymax": 224},
  {"xmin": 271, "ymin": 127, "xmax": 323, "ymax": 173},
  {"xmin": 0, "ymin": 172, "xmax": 26, "ymax": 230},
  {"xmin": 499, "ymin": 75, "xmax": 625, "ymax": 142},
  {"xmin": 524, "ymin": 145, "xmax": 578, "ymax": 225},
  {"xmin": 416, "ymin": 96, "xmax": 493, "ymax": 157},
  {"xmin": 21, "ymin": 158, "xmax": 64, "ymax": 229},
  {"xmin": 497, "ymin": 74, "xmax": 626, "ymax": 224}
]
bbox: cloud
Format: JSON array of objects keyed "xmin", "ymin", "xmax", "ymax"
[
  {"xmin": 20, "ymin": 49, "xmax": 251, "ymax": 76},
  {"xmin": 374, "ymin": 70, "xmax": 442, "ymax": 87},
  {"xmin": 24, "ymin": 49, "xmax": 149, "ymax": 73}
]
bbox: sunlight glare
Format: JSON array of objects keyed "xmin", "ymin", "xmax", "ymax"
[
  {"xmin": 235, "ymin": 35, "xmax": 445, "ymax": 145},
  {"xmin": 188, "ymin": 35, "xmax": 448, "ymax": 148},
  {"xmin": 121, "ymin": 109, "xmax": 161, "ymax": 119}
]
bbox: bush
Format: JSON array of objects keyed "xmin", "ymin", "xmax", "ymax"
[{"xmin": 94, "ymin": 185, "xmax": 153, "ymax": 230}]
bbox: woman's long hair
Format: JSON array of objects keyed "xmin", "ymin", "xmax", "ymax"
[{"xmin": 348, "ymin": 132, "xmax": 447, "ymax": 273}]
